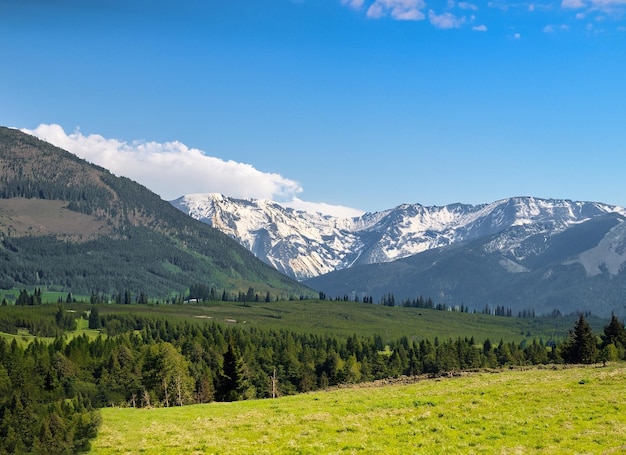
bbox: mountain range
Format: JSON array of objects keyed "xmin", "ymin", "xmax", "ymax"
[
  {"xmin": 172, "ymin": 193, "xmax": 626, "ymax": 316},
  {"xmin": 0, "ymin": 127, "xmax": 309, "ymax": 299}
]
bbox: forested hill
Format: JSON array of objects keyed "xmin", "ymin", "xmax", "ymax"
[{"xmin": 0, "ymin": 127, "xmax": 310, "ymax": 299}]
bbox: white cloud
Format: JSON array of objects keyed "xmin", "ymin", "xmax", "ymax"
[
  {"xmin": 428, "ymin": 10, "xmax": 466, "ymax": 28},
  {"xmin": 341, "ymin": 0, "xmax": 365, "ymax": 9},
  {"xmin": 21, "ymin": 124, "xmax": 364, "ymax": 218},
  {"xmin": 562, "ymin": 0, "xmax": 626, "ymax": 15},
  {"xmin": 366, "ymin": 0, "xmax": 426, "ymax": 20},
  {"xmin": 473, "ymin": 24, "xmax": 488, "ymax": 30},
  {"xmin": 284, "ymin": 197, "xmax": 365, "ymax": 218},
  {"xmin": 458, "ymin": 1, "xmax": 479, "ymax": 10},
  {"xmin": 590, "ymin": 0, "xmax": 626, "ymax": 16},
  {"xmin": 544, "ymin": 23, "xmax": 570, "ymax": 31},
  {"xmin": 591, "ymin": 0, "xmax": 626, "ymax": 7},
  {"xmin": 486, "ymin": 1, "xmax": 511, "ymax": 12},
  {"xmin": 562, "ymin": 0, "xmax": 587, "ymax": 8}
]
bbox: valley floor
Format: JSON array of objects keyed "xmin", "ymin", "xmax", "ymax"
[{"xmin": 91, "ymin": 363, "xmax": 626, "ymax": 454}]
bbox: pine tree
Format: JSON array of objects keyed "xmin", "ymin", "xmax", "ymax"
[
  {"xmin": 218, "ymin": 342, "xmax": 248, "ymax": 401},
  {"xmin": 16, "ymin": 289, "xmax": 30, "ymax": 306},
  {"xmin": 602, "ymin": 313, "xmax": 626, "ymax": 349},
  {"xmin": 562, "ymin": 314, "xmax": 597, "ymax": 364},
  {"xmin": 88, "ymin": 307, "xmax": 101, "ymax": 329},
  {"xmin": 600, "ymin": 313, "xmax": 626, "ymax": 362}
]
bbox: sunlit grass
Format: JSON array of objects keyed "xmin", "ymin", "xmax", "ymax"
[
  {"xmin": 0, "ymin": 315, "xmax": 102, "ymax": 346},
  {"xmin": 69, "ymin": 316, "xmax": 102, "ymax": 340},
  {"xmin": 0, "ymin": 328, "xmax": 54, "ymax": 347},
  {"xmin": 92, "ymin": 363, "xmax": 626, "ymax": 454}
]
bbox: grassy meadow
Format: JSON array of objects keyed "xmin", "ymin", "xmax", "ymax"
[
  {"xmin": 92, "ymin": 363, "xmax": 626, "ymax": 454},
  {"xmin": 90, "ymin": 300, "xmax": 601, "ymax": 344},
  {"xmin": 0, "ymin": 317, "xmax": 102, "ymax": 347},
  {"xmin": 1, "ymin": 298, "xmax": 607, "ymax": 348}
]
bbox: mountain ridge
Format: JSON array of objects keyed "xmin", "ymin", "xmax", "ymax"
[
  {"xmin": 304, "ymin": 212, "xmax": 626, "ymax": 316},
  {"xmin": 172, "ymin": 193, "xmax": 625, "ymax": 280}
]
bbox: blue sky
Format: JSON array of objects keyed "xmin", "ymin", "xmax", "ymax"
[{"xmin": 2, "ymin": 0, "xmax": 625, "ymax": 216}]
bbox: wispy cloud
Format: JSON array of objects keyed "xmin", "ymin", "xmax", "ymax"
[
  {"xmin": 366, "ymin": 0, "xmax": 426, "ymax": 20},
  {"xmin": 345, "ymin": 0, "xmax": 477, "ymax": 30},
  {"xmin": 562, "ymin": 0, "xmax": 587, "ymax": 8},
  {"xmin": 429, "ymin": 10, "xmax": 466, "ymax": 28},
  {"xmin": 458, "ymin": 2, "xmax": 479, "ymax": 10},
  {"xmin": 543, "ymin": 23, "xmax": 570, "ymax": 31},
  {"xmin": 339, "ymin": 0, "xmax": 626, "ymax": 33},
  {"xmin": 562, "ymin": 0, "xmax": 626, "ymax": 16},
  {"xmin": 573, "ymin": 0, "xmax": 626, "ymax": 7},
  {"xmin": 343, "ymin": 0, "xmax": 626, "ymax": 30},
  {"xmin": 21, "ymin": 124, "xmax": 364, "ymax": 218},
  {"xmin": 341, "ymin": 0, "xmax": 365, "ymax": 9}
]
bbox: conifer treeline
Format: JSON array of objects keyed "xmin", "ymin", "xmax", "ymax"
[{"xmin": 326, "ymin": 293, "xmax": 539, "ymax": 318}]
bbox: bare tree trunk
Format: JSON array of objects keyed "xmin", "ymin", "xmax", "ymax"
[
  {"xmin": 175, "ymin": 374, "xmax": 183, "ymax": 406},
  {"xmin": 272, "ymin": 368, "xmax": 277, "ymax": 399},
  {"xmin": 143, "ymin": 389, "xmax": 151, "ymax": 408},
  {"xmin": 163, "ymin": 377, "xmax": 170, "ymax": 407}
]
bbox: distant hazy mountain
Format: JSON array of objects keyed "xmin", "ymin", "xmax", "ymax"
[
  {"xmin": 0, "ymin": 127, "xmax": 309, "ymax": 299},
  {"xmin": 172, "ymin": 193, "xmax": 626, "ymax": 315}
]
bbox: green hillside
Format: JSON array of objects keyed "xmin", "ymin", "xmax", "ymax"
[
  {"xmin": 0, "ymin": 127, "xmax": 310, "ymax": 299},
  {"xmin": 92, "ymin": 363, "xmax": 626, "ymax": 454}
]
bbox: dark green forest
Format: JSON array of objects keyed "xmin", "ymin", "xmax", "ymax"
[
  {"xmin": 1, "ymin": 297, "xmax": 625, "ymax": 453},
  {"xmin": 0, "ymin": 227, "xmax": 300, "ymax": 299}
]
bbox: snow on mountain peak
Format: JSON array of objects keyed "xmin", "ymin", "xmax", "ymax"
[{"xmin": 171, "ymin": 195, "xmax": 626, "ymax": 281}]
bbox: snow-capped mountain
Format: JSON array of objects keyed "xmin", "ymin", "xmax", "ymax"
[
  {"xmin": 171, "ymin": 193, "xmax": 362, "ymax": 279},
  {"xmin": 171, "ymin": 194, "xmax": 626, "ymax": 282},
  {"xmin": 304, "ymin": 210, "xmax": 626, "ymax": 316}
]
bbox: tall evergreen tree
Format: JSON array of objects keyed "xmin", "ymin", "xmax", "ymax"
[
  {"xmin": 88, "ymin": 308, "xmax": 101, "ymax": 330},
  {"xmin": 601, "ymin": 313, "xmax": 626, "ymax": 349},
  {"xmin": 562, "ymin": 314, "xmax": 597, "ymax": 364},
  {"xmin": 218, "ymin": 341, "xmax": 248, "ymax": 401}
]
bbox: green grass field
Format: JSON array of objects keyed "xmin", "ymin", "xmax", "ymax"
[
  {"xmin": 0, "ymin": 311, "xmax": 102, "ymax": 347},
  {"xmin": 91, "ymin": 363, "xmax": 626, "ymax": 454},
  {"xmin": 91, "ymin": 300, "xmax": 598, "ymax": 344},
  {"xmin": 1, "ymin": 298, "xmax": 605, "ymax": 347}
]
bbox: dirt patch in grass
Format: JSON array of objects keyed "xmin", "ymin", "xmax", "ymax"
[{"xmin": 0, "ymin": 198, "xmax": 112, "ymax": 240}]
